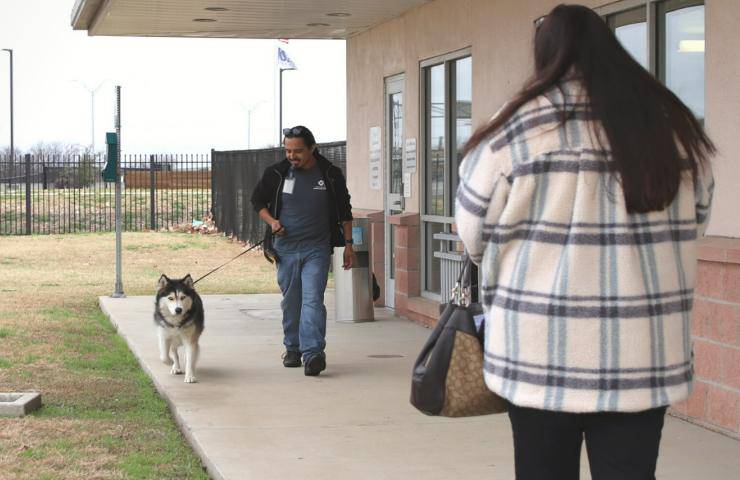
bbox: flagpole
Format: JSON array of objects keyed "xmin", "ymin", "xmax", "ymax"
[
  {"xmin": 274, "ymin": 44, "xmax": 279, "ymax": 146},
  {"xmin": 276, "ymin": 45, "xmax": 296, "ymax": 145},
  {"xmin": 279, "ymin": 66, "xmax": 283, "ymax": 145}
]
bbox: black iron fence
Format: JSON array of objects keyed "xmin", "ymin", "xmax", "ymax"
[
  {"xmin": 212, "ymin": 142, "xmax": 346, "ymax": 246},
  {"xmin": 0, "ymin": 153, "xmax": 211, "ymax": 235}
]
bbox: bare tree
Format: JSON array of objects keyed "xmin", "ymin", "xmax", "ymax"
[
  {"xmin": 29, "ymin": 141, "xmax": 78, "ymax": 161},
  {"xmin": 0, "ymin": 145, "xmax": 23, "ymax": 187},
  {"xmin": 0, "ymin": 145, "xmax": 22, "ymax": 158}
]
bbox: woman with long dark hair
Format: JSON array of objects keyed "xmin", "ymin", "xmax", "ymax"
[{"xmin": 455, "ymin": 4, "xmax": 714, "ymax": 479}]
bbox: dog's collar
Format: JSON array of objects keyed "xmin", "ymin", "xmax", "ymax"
[
  {"xmin": 177, "ymin": 315, "xmax": 196, "ymax": 329},
  {"xmin": 157, "ymin": 311, "xmax": 195, "ymax": 329}
]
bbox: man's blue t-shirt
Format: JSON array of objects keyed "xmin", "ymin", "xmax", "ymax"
[{"xmin": 275, "ymin": 165, "xmax": 331, "ymax": 252}]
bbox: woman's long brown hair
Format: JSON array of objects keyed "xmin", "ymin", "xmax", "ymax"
[{"xmin": 463, "ymin": 4, "xmax": 714, "ymax": 213}]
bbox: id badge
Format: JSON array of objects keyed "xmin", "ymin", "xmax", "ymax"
[{"xmin": 283, "ymin": 178, "xmax": 295, "ymax": 194}]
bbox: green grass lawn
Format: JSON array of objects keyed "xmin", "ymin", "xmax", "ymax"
[{"xmin": 0, "ymin": 232, "xmax": 281, "ymax": 479}]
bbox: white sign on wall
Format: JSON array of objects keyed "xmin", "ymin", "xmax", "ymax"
[
  {"xmin": 404, "ymin": 137, "xmax": 417, "ymax": 173},
  {"xmin": 369, "ymin": 126, "xmax": 382, "ymax": 190},
  {"xmin": 403, "ymin": 172, "xmax": 412, "ymax": 198}
]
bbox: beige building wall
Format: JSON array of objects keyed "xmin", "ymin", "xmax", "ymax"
[
  {"xmin": 705, "ymin": 0, "xmax": 740, "ymax": 238},
  {"xmin": 346, "ymin": 0, "xmax": 739, "ymax": 238}
]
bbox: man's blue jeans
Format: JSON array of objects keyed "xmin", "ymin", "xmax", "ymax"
[{"xmin": 276, "ymin": 247, "xmax": 330, "ymax": 361}]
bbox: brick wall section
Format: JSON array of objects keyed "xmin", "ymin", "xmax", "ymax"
[
  {"xmin": 405, "ymin": 296, "xmax": 439, "ymax": 328},
  {"xmin": 364, "ymin": 210, "xmax": 439, "ymax": 321},
  {"xmin": 671, "ymin": 237, "xmax": 740, "ymax": 439},
  {"xmin": 389, "ymin": 214, "xmax": 420, "ymax": 317}
]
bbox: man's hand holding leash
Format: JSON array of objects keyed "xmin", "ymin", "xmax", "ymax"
[
  {"xmin": 270, "ymin": 220, "xmax": 285, "ymax": 236},
  {"xmin": 259, "ymin": 209, "xmax": 286, "ymax": 236}
]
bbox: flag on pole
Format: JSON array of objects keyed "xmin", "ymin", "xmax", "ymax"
[{"xmin": 277, "ymin": 47, "xmax": 297, "ymax": 71}]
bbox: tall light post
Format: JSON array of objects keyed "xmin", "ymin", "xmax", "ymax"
[
  {"xmin": 240, "ymin": 100, "xmax": 268, "ymax": 149},
  {"xmin": 72, "ymin": 79, "xmax": 108, "ymax": 152},
  {"xmin": 2, "ymin": 49, "xmax": 13, "ymax": 160}
]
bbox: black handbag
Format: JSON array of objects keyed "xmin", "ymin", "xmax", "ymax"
[{"xmin": 410, "ymin": 257, "xmax": 508, "ymax": 417}]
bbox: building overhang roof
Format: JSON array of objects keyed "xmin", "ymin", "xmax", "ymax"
[{"xmin": 71, "ymin": 0, "xmax": 431, "ymax": 39}]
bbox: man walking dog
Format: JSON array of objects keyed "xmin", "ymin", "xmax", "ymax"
[{"xmin": 251, "ymin": 125, "xmax": 354, "ymax": 376}]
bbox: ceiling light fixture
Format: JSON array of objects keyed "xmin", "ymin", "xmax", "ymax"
[
  {"xmin": 307, "ymin": 22, "xmax": 331, "ymax": 27},
  {"xmin": 205, "ymin": 7, "xmax": 229, "ymax": 12},
  {"xmin": 326, "ymin": 12, "xmax": 351, "ymax": 17},
  {"xmin": 193, "ymin": 18, "xmax": 217, "ymax": 22},
  {"xmin": 678, "ymin": 39, "xmax": 705, "ymax": 53}
]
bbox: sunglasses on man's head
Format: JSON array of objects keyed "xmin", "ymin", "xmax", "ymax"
[
  {"xmin": 534, "ymin": 15, "xmax": 547, "ymax": 29},
  {"xmin": 282, "ymin": 127, "xmax": 305, "ymax": 136}
]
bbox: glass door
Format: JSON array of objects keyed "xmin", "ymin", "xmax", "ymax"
[
  {"xmin": 420, "ymin": 52, "xmax": 471, "ymax": 299},
  {"xmin": 384, "ymin": 74, "xmax": 404, "ymax": 308}
]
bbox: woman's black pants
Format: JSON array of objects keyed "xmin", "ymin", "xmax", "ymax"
[{"xmin": 507, "ymin": 403, "xmax": 667, "ymax": 480}]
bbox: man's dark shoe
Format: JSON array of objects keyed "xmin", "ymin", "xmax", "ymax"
[
  {"xmin": 282, "ymin": 350, "xmax": 302, "ymax": 368},
  {"xmin": 304, "ymin": 354, "xmax": 326, "ymax": 376}
]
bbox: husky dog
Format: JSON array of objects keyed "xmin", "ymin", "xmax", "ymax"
[{"xmin": 154, "ymin": 274, "xmax": 204, "ymax": 383}]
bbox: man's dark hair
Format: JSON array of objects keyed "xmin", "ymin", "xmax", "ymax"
[
  {"xmin": 463, "ymin": 4, "xmax": 714, "ymax": 214},
  {"xmin": 282, "ymin": 125, "xmax": 316, "ymax": 148}
]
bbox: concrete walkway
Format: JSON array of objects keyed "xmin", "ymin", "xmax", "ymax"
[{"xmin": 99, "ymin": 294, "xmax": 739, "ymax": 480}]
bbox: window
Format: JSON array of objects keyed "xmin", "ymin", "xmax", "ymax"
[
  {"xmin": 390, "ymin": 92, "xmax": 404, "ymax": 196},
  {"xmin": 421, "ymin": 50, "xmax": 472, "ymax": 297},
  {"xmin": 452, "ymin": 56, "xmax": 473, "ymax": 205},
  {"xmin": 603, "ymin": 0, "xmax": 705, "ymax": 119},
  {"xmin": 659, "ymin": 0, "xmax": 705, "ymax": 118},
  {"xmin": 426, "ymin": 64, "xmax": 445, "ymax": 218},
  {"xmin": 608, "ymin": 7, "xmax": 648, "ymax": 69},
  {"xmin": 389, "ymin": 89, "xmax": 403, "ymax": 280}
]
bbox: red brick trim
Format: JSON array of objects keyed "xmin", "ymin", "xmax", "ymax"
[
  {"xmin": 687, "ymin": 242, "xmax": 740, "ymax": 437},
  {"xmin": 388, "ymin": 212, "xmax": 420, "ymax": 226},
  {"xmin": 698, "ymin": 236, "xmax": 740, "ymax": 265}
]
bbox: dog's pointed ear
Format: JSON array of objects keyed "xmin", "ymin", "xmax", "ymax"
[
  {"xmin": 157, "ymin": 274, "xmax": 169, "ymax": 290},
  {"xmin": 183, "ymin": 274, "xmax": 194, "ymax": 288}
]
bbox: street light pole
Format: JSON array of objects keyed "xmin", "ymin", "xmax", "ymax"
[
  {"xmin": 247, "ymin": 108, "xmax": 252, "ymax": 149},
  {"xmin": 2, "ymin": 49, "xmax": 13, "ymax": 160},
  {"xmin": 72, "ymin": 79, "xmax": 108, "ymax": 152},
  {"xmin": 112, "ymin": 85, "xmax": 124, "ymax": 298},
  {"xmin": 240, "ymin": 100, "xmax": 268, "ymax": 149},
  {"xmin": 89, "ymin": 88, "xmax": 94, "ymax": 152}
]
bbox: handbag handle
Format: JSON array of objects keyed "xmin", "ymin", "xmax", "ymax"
[{"xmin": 451, "ymin": 254, "xmax": 473, "ymax": 306}]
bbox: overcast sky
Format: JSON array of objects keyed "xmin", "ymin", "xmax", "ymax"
[{"xmin": 0, "ymin": 0, "xmax": 347, "ymax": 154}]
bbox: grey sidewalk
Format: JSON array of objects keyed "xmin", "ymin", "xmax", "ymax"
[{"xmin": 99, "ymin": 294, "xmax": 739, "ymax": 480}]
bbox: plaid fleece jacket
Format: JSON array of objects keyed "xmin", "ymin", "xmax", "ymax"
[{"xmin": 455, "ymin": 82, "xmax": 714, "ymax": 413}]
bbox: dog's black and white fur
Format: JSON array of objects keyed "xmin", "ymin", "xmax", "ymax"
[{"xmin": 154, "ymin": 274, "xmax": 204, "ymax": 383}]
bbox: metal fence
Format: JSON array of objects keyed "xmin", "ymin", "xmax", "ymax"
[
  {"xmin": 0, "ymin": 153, "xmax": 211, "ymax": 235},
  {"xmin": 212, "ymin": 142, "xmax": 346, "ymax": 246}
]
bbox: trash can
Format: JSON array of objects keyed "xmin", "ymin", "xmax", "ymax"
[{"xmin": 333, "ymin": 217, "xmax": 374, "ymax": 322}]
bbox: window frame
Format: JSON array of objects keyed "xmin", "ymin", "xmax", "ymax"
[
  {"xmin": 598, "ymin": 0, "xmax": 705, "ymax": 79},
  {"xmin": 597, "ymin": 0, "xmax": 658, "ymax": 73},
  {"xmin": 419, "ymin": 47, "xmax": 471, "ymax": 300},
  {"xmin": 656, "ymin": 0, "xmax": 706, "ymax": 85}
]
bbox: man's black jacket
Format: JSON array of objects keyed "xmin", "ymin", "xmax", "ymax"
[{"xmin": 250, "ymin": 152, "xmax": 353, "ymax": 252}]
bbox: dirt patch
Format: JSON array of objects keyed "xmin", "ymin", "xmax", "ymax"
[{"xmin": 0, "ymin": 418, "xmax": 126, "ymax": 480}]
